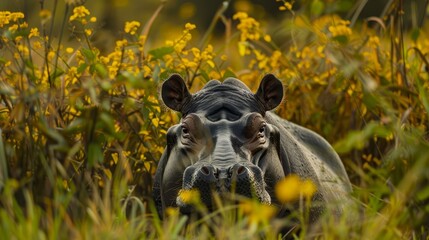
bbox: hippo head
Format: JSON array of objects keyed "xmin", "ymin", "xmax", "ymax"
[{"xmin": 154, "ymin": 74, "xmax": 285, "ymax": 215}]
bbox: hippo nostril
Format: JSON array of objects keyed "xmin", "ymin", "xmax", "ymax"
[
  {"xmin": 201, "ymin": 166, "xmax": 210, "ymax": 175},
  {"xmin": 237, "ymin": 166, "xmax": 246, "ymax": 175}
]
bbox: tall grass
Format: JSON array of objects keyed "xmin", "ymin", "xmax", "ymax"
[{"xmin": 0, "ymin": 0, "xmax": 428, "ymax": 239}]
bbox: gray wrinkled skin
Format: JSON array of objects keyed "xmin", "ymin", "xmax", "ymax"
[{"xmin": 153, "ymin": 74, "xmax": 352, "ymax": 221}]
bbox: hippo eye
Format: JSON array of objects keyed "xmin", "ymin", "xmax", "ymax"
[{"xmin": 181, "ymin": 126, "xmax": 190, "ymax": 136}]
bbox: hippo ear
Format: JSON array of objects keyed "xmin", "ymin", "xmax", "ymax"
[
  {"xmin": 255, "ymin": 74, "xmax": 284, "ymax": 111},
  {"xmin": 162, "ymin": 74, "xmax": 191, "ymax": 112}
]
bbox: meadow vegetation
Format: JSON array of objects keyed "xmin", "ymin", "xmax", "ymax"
[{"xmin": 0, "ymin": 0, "xmax": 428, "ymax": 239}]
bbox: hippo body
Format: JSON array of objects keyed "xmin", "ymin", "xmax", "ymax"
[{"xmin": 153, "ymin": 74, "xmax": 351, "ymax": 220}]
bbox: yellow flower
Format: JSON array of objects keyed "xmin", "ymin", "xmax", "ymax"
[
  {"xmin": 151, "ymin": 118, "xmax": 160, "ymax": 127},
  {"xmin": 177, "ymin": 189, "xmax": 200, "ymax": 204},
  {"xmin": 165, "ymin": 207, "xmax": 179, "ymax": 217},
  {"xmin": 139, "ymin": 35, "xmax": 147, "ymax": 45},
  {"xmin": 279, "ymin": 2, "xmax": 293, "ymax": 11},
  {"xmin": 233, "ymin": 12, "xmax": 248, "ymax": 20},
  {"xmin": 32, "ymin": 41, "xmax": 42, "ymax": 50},
  {"xmin": 9, "ymin": 12, "xmax": 24, "ymax": 21},
  {"xmin": 233, "ymin": 12, "xmax": 262, "ymax": 42},
  {"xmin": 185, "ymin": 23, "xmax": 196, "ymax": 30},
  {"xmin": 0, "ymin": 11, "xmax": 11, "ymax": 27},
  {"xmin": 239, "ymin": 199, "xmax": 277, "ymax": 226},
  {"xmin": 66, "ymin": 47, "xmax": 74, "ymax": 54},
  {"xmin": 29, "ymin": 28, "xmax": 39, "ymax": 38},
  {"xmin": 69, "ymin": 6, "xmax": 90, "ymax": 22},
  {"xmin": 238, "ymin": 41, "xmax": 248, "ymax": 56},
  {"xmin": 209, "ymin": 71, "xmax": 221, "ymax": 80},
  {"xmin": 124, "ymin": 21, "xmax": 140, "ymax": 35},
  {"xmin": 328, "ymin": 19, "xmax": 352, "ymax": 37},
  {"xmin": 108, "ymin": 65, "xmax": 118, "ymax": 79},
  {"xmin": 85, "ymin": 29, "xmax": 92, "ymax": 36},
  {"xmin": 39, "ymin": 9, "xmax": 51, "ymax": 24},
  {"xmin": 263, "ymin": 34, "xmax": 272, "ymax": 42},
  {"xmin": 301, "ymin": 179, "xmax": 317, "ymax": 199},
  {"xmin": 275, "ymin": 174, "xmax": 317, "ymax": 203},
  {"xmin": 275, "ymin": 174, "xmax": 301, "ymax": 203},
  {"xmin": 17, "ymin": 45, "xmax": 30, "ymax": 57},
  {"xmin": 47, "ymin": 51, "xmax": 56, "ymax": 61},
  {"xmin": 368, "ymin": 36, "xmax": 380, "ymax": 48},
  {"xmin": 8, "ymin": 24, "xmax": 18, "ymax": 32},
  {"xmin": 115, "ymin": 39, "xmax": 128, "ymax": 48}
]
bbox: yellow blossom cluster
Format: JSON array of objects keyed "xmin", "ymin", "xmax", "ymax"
[
  {"xmin": 28, "ymin": 28, "xmax": 40, "ymax": 38},
  {"xmin": 0, "ymin": 11, "xmax": 26, "ymax": 41},
  {"xmin": 0, "ymin": 11, "xmax": 24, "ymax": 27},
  {"xmin": 239, "ymin": 199, "xmax": 277, "ymax": 226},
  {"xmin": 363, "ymin": 37, "xmax": 386, "ymax": 77},
  {"xmin": 39, "ymin": 9, "xmax": 51, "ymax": 22},
  {"xmin": 154, "ymin": 22, "xmax": 223, "ymax": 82},
  {"xmin": 178, "ymin": 44, "xmax": 216, "ymax": 70},
  {"xmin": 275, "ymin": 174, "xmax": 317, "ymax": 203},
  {"xmin": 177, "ymin": 189, "xmax": 200, "ymax": 205},
  {"xmin": 166, "ymin": 23, "xmax": 196, "ymax": 53},
  {"xmin": 233, "ymin": 12, "xmax": 261, "ymax": 42},
  {"xmin": 248, "ymin": 50, "xmax": 283, "ymax": 72},
  {"xmin": 328, "ymin": 19, "xmax": 352, "ymax": 38},
  {"xmin": 276, "ymin": 0, "xmax": 294, "ymax": 11},
  {"xmin": 100, "ymin": 39, "xmax": 135, "ymax": 79},
  {"xmin": 69, "ymin": 6, "xmax": 90, "ymax": 22},
  {"xmin": 124, "ymin": 21, "xmax": 141, "ymax": 35},
  {"xmin": 233, "ymin": 12, "xmax": 272, "ymax": 57}
]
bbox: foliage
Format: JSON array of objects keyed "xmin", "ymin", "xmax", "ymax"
[{"xmin": 0, "ymin": 0, "xmax": 428, "ymax": 239}]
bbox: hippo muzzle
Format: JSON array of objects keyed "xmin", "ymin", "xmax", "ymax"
[{"xmin": 179, "ymin": 162, "xmax": 271, "ymax": 211}]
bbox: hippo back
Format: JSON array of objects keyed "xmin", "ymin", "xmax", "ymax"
[{"xmin": 265, "ymin": 112, "xmax": 351, "ymax": 218}]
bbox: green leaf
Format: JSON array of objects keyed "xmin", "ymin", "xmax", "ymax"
[
  {"xmin": 50, "ymin": 68, "xmax": 65, "ymax": 80},
  {"xmin": 416, "ymin": 76, "xmax": 429, "ymax": 118},
  {"xmin": 87, "ymin": 143, "xmax": 103, "ymax": 167},
  {"xmin": 99, "ymin": 112, "xmax": 115, "ymax": 135},
  {"xmin": 0, "ymin": 129, "xmax": 8, "ymax": 186},
  {"xmin": 100, "ymin": 80, "xmax": 112, "ymax": 90},
  {"xmin": 159, "ymin": 70, "xmax": 171, "ymax": 82},
  {"xmin": 81, "ymin": 48, "xmax": 96, "ymax": 62},
  {"xmin": 199, "ymin": 70, "xmax": 209, "ymax": 83},
  {"xmin": 0, "ymin": 57, "xmax": 7, "ymax": 65},
  {"xmin": 94, "ymin": 63, "xmax": 108, "ymax": 78},
  {"xmin": 77, "ymin": 63, "xmax": 88, "ymax": 74},
  {"xmin": 334, "ymin": 122, "xmax": 392, "ymax": 154},
  {"xmin": 337, "ymin": 1, "xmax": 353, "ymax": 12},
  {"xmin": 362, "ymin": 92, "xmax": 378, "ymax": 110},
  {"xmin": 151, "ymin": 65, "xmax": 161, "ymax": 82},
  {"xmin": 416, "ymin": 186, "xmax": 429, "ymax": 202},
  {"xmin": 410, "ymin": 28, "xmax": 420, "ymax": 42},
  {"xmin": 222, "ymin": 69, "xmax": 236, "ymax": 79},
  {"xmin": 333, "ymin": 35, "xmax": 348, "ymax": 44},
  {"xmin": 148, "ymin": 46, "xmax": 174, "ymax": 59}
]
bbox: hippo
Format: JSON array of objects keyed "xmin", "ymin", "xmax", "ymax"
[{"xmin": 153, "ymin": 74, "xmax": 352, "ymax": 221}]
